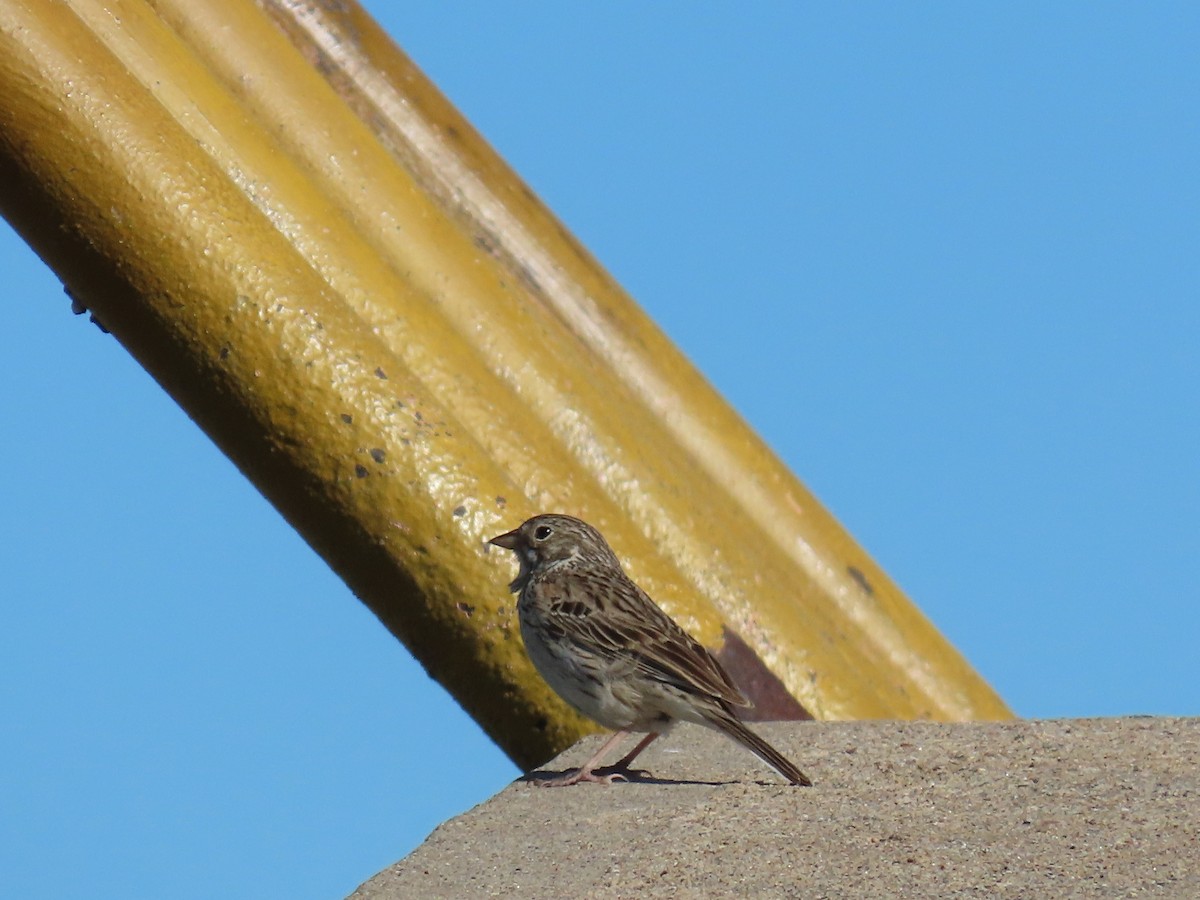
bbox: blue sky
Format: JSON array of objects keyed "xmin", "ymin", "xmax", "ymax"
[{"xmin": 3, "ymin": 4, "xmax": 1197, "ymax": 897}]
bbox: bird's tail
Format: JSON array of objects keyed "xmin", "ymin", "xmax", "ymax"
[{"xmin": 709, "ymin": 712, "xmax": 812, "ymax": 786}]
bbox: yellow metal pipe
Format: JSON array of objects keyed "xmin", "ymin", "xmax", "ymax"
[{"xmin": 0, "ymin": 0, "xmax": 1009, "ymax": 768}]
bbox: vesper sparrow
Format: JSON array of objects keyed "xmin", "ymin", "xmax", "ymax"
[{"xmin": 489, "ymin": 514, "xmax": 812, "ymax": 786}]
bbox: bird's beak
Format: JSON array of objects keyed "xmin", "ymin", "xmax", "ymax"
[{"xmin": 488, "ymin": 528, "xmax": 520, "ymax": 550}]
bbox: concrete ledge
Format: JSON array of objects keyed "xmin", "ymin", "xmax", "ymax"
[{"xmin": 351, "ymin": 718, "xmax": 1198, "ymax": 897}]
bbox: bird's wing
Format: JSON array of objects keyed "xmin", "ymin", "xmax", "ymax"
[{"xmin": 539, "ymin": 568, "xmax": 750, "ymax": 708}]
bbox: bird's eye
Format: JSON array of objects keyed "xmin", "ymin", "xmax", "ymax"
[{"xmin": 534, "ymin": 525, "xmax": 553, "ymax": 541}]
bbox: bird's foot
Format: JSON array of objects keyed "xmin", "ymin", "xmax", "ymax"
[
  {"xmin": 593, "ymin": 764, "xmax": 652, "ymax": 782},
  {"xmin": 533, "ymin": 767, "xmax": 613, "ymax": 787},
  {"xmin": 532, "ymin": 764, "xmax": 650, "ymax": 787}
]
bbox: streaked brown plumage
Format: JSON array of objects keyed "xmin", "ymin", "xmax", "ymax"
[{"xmin": 489, "ymin": 514, "xmax": 812, "ymax": 786}]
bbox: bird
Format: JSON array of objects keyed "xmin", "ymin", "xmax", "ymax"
[{"xmin": 489, "ymin": 513, "xmax": 812, "ymax": 787}]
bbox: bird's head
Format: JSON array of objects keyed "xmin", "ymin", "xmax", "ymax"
[{"xmin": 488, "ymin": 513, "xmax": 620, "ymax": 592}]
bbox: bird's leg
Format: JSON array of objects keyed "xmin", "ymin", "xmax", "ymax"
[
  {"xmin": 592, "ymin": 731, "xmax": 660, "ymax": 781},
  {"xmin": 534, "ymin": 730, "xmax": 632, "ymax": 786},
  {"xmin": 611, "ymin": 731, "xmax": 660, "ymax": 769}
]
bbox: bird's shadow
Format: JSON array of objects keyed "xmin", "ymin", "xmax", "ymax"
[{"xmin": 520, "ymin": 767, "xmax": 736, "ymax": 787}]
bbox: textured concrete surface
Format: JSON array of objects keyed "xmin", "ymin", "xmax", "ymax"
[{"xmin": 351, "ymin": 718, "xmax": 1198, "ymax": 898}]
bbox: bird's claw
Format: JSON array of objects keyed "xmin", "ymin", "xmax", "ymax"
[
  {"xmin": 532, "ymin": 768, "xmax": 602, "ymax": 787},
  {"xmin": 595, "ymin": 765, "xmax": 652, "ymax": 782},
  {"xmin": 532, "ymin": 765, "xmax": 651, "ymax": 787}
]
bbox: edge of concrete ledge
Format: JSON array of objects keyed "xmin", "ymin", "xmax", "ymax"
[{"xmin": 350, "ymin": 718, "xmax": 1199, "ymax": 898}]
